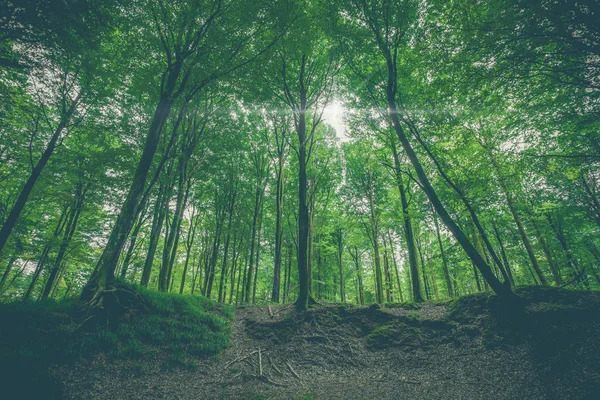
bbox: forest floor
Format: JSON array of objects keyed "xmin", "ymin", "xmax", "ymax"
[{"xmin": 54, "ymin": 286, "xmax": 600, "ymax": 400}]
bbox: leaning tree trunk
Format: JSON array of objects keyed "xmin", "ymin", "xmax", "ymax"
[
  {"xmin": 81, "ymin": 92, "xmax": 175, "ymax": 303},
  {"xmin": 41, "ymin": 187, "xmax": 86, "ymax": 300},
  {"xmin": 384, "ymin": 61, "xmax": 511, "ymax": 298},
  {"xmin": 0, "ymin": 93, "xmax": 81, "ymax": 256}
]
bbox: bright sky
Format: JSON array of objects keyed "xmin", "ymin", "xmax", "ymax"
[{"xmin": 322, "ymin": 100, "xmax": 350, "ymax": 142}]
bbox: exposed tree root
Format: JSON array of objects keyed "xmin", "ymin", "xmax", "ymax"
[{"xmin": 77, "ymin": 284, "xmax": 149, "ymax": 329}]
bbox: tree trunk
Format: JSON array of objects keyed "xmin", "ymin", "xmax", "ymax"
[
  {"xmin": 491, "ymin": 219, "xmax": 516, "ymax": 286},
  {"xmin": 383, "ymin": 54, "xmax": 511, "ymax": 297},
  {"xmin": 387, "ymin": 232, "xmax": 404, "ymax": 302},
  {"xmin": 413, "ymin": 131, "xmax": 511, "ymax": 286},
  {"xmin": 0, "ymin": 93, "xmax": 82, "ymax": 255},
  {"xmin": 245, "ymin": 186, "xmax": 262, "ymax": 303},
  {"xmin": 350, "ymin": 246, "xmax": 364, "ymax": 305},
  {"xmin": 336, "ymin": 228, "xmax": 345, "ymax": 303},
  {"xmin": 433, "ymin": 213, "xmax": 453, "ymax": 297},
  {"xmin": 271, "ymin": 155, "xmax": 284, "ymax": 302},
  {"xmin": 368, "ymin": 185, "xmax": 384, "ymax": 304},
  {"xmin": 140, "ymin": 179, "xmax": 170, "ymax": 287},
  {"xmin": 23, "ymin": 245, "xmax": 51, "ymax": 301},
  {"xmin": 0, "ymin": 256, "xmax": 17, "ymax": 292},
  {"xmin": 503, "ymin": 189, "xmax": 548, "ymax": 285},
  {"xmin": 295, "ymin": 58, "xmax": 311, "ymax": 310},
  {"xmin": 252, "ymin": 203, "xmax": 264, "ymax": 303},
  {"xmin": 547, "ymin": 213, "xmax": 588, "ymax": 288},
  {"xmin": 41, "ymin": 184, "xmax": 86, "ymax": 300},
  {"xmin": 180, "ymin": 208, "xmax": 198, "ymax": 294},
  {"xmin": 120, "ymin": 203, "xmax": 147, "ymax": 280},
  {"xmin": 531, "ymin": 218, "xmax": 562, "ymax": 285},
  {"xmin": 81, "ymin": 91, "xmax": 176, "ymax": 303},
  {"xmin": 218, "ymin": 190, "xmax": 236, "ymax": 302},
  {"xmin": 389, "ymin": 138, "xmax": 423, "ymax": 302},
  {"xmin": 24, "ymin": 203, "xmax": 71, "ymax": 300}
]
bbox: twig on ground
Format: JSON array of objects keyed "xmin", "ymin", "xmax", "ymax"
[
  {"xmin": 286, "ymin": 362, "xmax": 301, "ymax": 380},
  {"xmin": 267, "ymin": 355, "xmax": 283, "ymax": 376},
  {"xmin": 223, "ymin": 350, "xmax": 259, "ymax": 370},
  {"xmin": 258, "ymin": 375, "xmax": 287, "ymax": 387}
]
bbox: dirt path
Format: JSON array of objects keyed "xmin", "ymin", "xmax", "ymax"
[{"xmin": 59, "ymin": 296, "xmax": 600, "ymax": 399}]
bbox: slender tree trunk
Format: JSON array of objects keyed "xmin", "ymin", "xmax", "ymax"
[
  {"xmin": 336, "ymin": 228, "xmax": 345, "ymax": 303},
  {"xmin": 228, "ymin": 227, "xmax": 243, "ymax": 304},
  {"xmin": 24, "ymin": 203, "xmax": 71, "ymax": 300},
  {"xmin": 385, "ymin": 68, "xmax": 511, "ymax": 297},
  {"xmin": 218, "ymin": 190, "xmax": 236, "ymax": 302},
  {"xmin": 351, "ymin": 246, "xmax": 364, "ymax": 305},
  {"xmin": 580, "ymin": 175, "xmax": 600, "ymax": 228},
  {"xmin": 50, "ymin": 260, "xmax": 68, "ymax": 298},
  {"xmin": 547, "ymin": 214, "xmax": 589, "ymax": 288},
  {"xmin": 159, "ymin": 162, "xmax": 188, "ymax": 291},
  {"xmin": 245, "ymin": 187, "xmax": 262, "ymax": 303},
  {"xmin": 23, "ymin": 245, "xmax": 51, "ymax": 301},
  {"xmin": 218, "ymin": 191, "xmax": 235, "ymax": 302},
  {"xmin": 586, "ymin": 243, "xmax": 600, "ymax": 285},
  {"xmin": 307, "ymin": 196, "xmax": 315, "ymax": 295},
  {"xmin": 284, "ymin": 241, "xmax": 293, "ymax": 303},
  {"xmin": 41, "ymin": 186, "xmax": 86, "ymax": 300},
  {"xmin": 433, "ymin": 213, "xmax": 453, "ymax": 297},
  {"xmin": 390, "ymin": 138, "xmax": 423, "ymax": 302},
  {"xmin": 413, "ymin": 131, "xmax": 511, "ymax": 286},
  {"xmin": 491, "ymin": 220, "xmax": 516, "ymax": 286},
  {"xmin": 252, "ymin": 204, "xmax": 264, "ymax": 303},
  {"xmin": 383, "ymin": 248, "xmax": 393, "ymax": 302},
  {"xmin": 416, "ymin": 236, "xmax": 430, "ymax": 300},
  {"xmin": 272, "ymin": 155, "xmax": 285, "ymax": 302},
  {"xmin": 503, "ymin": 189, "xmax": 548, "ymax": 285},
  {"xmin": 0, "ymin": 256, "xmax": 17, "ymax": 292},
  {"xmin": 531, "ymin": 218, "xmax": 562, "ymax": 285},
  {"xmin": 140, "ymin": 180, "xmax": 169, "ymax": 287},
  {"xmin": 206, "ymin": 212, "xmax": 225, "ymax": 298},
  {"xmin": 120, "ymin": 203, "xmax": 147, "ymax": 280},
  {"xmin": 387, "ymin": 232, "xmax": 404, "ymax": 302},
  {"xmin": 368, "ymin": 185, "xmax": 384, "ymax": 304},
  {"xmin": 180, "ymin": 208, "xmax": 198, "ymax": 294},
  {"xmin": 0, "ymin": 93, "xmax": 82, "ymax": 256},
  {"xmin": 316, "ymin": 239, "xmax": 323, "ymax": 299}
]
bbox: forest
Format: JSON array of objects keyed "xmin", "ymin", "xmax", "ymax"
[{"xmin": 0, "ymin": 0, "xmax": 599, "ymax": 399}]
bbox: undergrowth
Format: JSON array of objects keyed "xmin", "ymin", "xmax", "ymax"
[{"xmin": 0, "ymin": 281, "xmax": 233, "ymax": 398}]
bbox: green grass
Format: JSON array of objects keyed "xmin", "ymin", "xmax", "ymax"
[{"xmin": 0, "ymin": 282, "xmax": 234, "ymax": 398}]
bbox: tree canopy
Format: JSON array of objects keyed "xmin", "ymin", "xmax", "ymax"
[{"xmin": 0, "ymin": 0, "xmax": 598, "ymax": 310}]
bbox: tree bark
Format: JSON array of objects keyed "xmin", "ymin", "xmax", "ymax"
[
  {"xmin": 82, "ymin": 91, "xmax": 176, "ymax": 302},
  {"xmin": 271, "ymin": 148, "xmax": 285, "ymax": 303},
  {"xmin": 389, "ymin": 138, "xmax": 423, "ymax": 302},
  {"xmin": 433, "ymin": 213, "xmax": 453, "ymax": 297},
  {"xmin": 41, "ymin": 183, "xmax": 87, "ymax": 299},
  {"xmin": 140, "ymin": 178, "xmax": 170, "ymax": 287}
]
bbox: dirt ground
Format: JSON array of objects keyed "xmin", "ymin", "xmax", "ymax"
[{"xmin": 57, "ymin": 289, "xmax": 600, "ymax": 399}]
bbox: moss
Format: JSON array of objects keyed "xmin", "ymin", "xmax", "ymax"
[{"xmin": 366, "ymin": 321, "xmax": 420, "ymax": 349}]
